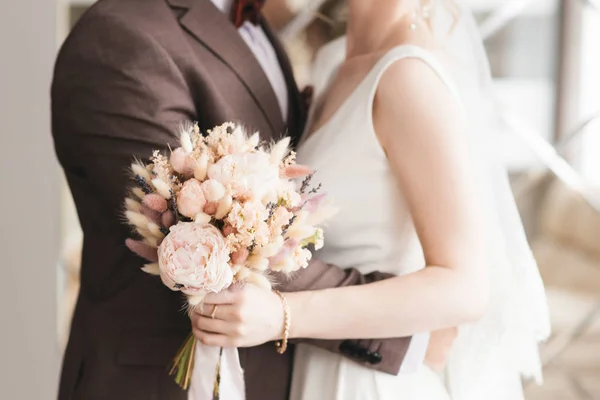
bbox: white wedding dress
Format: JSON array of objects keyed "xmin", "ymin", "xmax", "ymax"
[
  {"xmin": 291, "ymin": 44, "xmax": 455, "ymax": 400},
  {"xmin": 291, "ymin": 33, "xmax": 549, "ymax": 399}
]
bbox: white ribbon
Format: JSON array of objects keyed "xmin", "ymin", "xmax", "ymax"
[{"xmin": 188, "ymin": 342, "xmax": 245, "ymax": 400}]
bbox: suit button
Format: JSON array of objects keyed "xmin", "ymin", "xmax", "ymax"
[
  {"xmin": 339, "ymin": 341, "xmax": 366, "ymax": 360},
  {"xmin": 339, "ymin": 340, "xmax": 354, "ymax": 355},
  {"xmin": 355, "ymin": 347, "xmax": 368, "ymax": 360},
  {"xmin": 367, "ymin": 351, "xmax": 382, "ymax": 365}
]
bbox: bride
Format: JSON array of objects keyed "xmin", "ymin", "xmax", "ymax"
[{"xmin": 194, "ymin": 0, "xmax": 550, "ymax": 398}]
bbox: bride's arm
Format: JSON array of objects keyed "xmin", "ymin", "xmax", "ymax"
[
  {"xmin": 287, "ymin": 58, "xmax": 490, "ymax": 339},
  {"xmin": 193, "ymin": 58, "xmax": 489, "ymax": 351}
]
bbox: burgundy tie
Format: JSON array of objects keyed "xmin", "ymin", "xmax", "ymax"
[{"xmin": 230, "ymin": 0, "xmax": 266, "ymax": 28}]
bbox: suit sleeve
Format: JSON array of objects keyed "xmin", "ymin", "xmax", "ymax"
[
  {"xmin": 275, "ymin": 260, "xmax": 413, "ymax": 375},
  {"xmin": 52, "ymin": 15, "xmax": 195, "ymax": 297}
]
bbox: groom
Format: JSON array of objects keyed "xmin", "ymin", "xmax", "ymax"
[{"xmin": 51, "ymin": 0, "xmax": 428, "ymax": 399}]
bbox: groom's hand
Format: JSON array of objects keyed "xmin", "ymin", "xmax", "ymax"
[
  {"xmin": 190, "ymin": 285, "xmax": 284, "ymax": 348},
  {"xmin": 424, "ymin": 327, "xmax": 458, "ymax": 371}
]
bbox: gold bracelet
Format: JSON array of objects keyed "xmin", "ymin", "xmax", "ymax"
[{"xmin": 273, "ymin": 290, "xmax": 291, "ymax": 354}]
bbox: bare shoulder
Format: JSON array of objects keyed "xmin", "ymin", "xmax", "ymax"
[{"xmin": 373, "ymin": 49, "xmax": 465, "ymax": 149}]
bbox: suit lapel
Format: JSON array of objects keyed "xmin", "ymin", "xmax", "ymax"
[{"xmin": 167, "ymin": 0, "xmax": 283, "ymax": 136}]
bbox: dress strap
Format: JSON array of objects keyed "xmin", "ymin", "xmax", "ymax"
[{"xmin": 365, "ymin": 44, "xmax": 463, "ymax": 109}]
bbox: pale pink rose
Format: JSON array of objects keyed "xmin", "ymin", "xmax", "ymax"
[
  {"xmin": 208, "ymin": 152, "xmax": 279, "ymax": 200},
  {"xmin": 158, "ymin": 223, "xmax": 233, "ymax": 295},
  {"xmin": 170, "ymin": 148, "xmax": 189, "ymax": 175},
  {"xmin": 177, "ymin": 179, "xmax": 207, "ymax": 218},
  {"xmin": 170, "ymin": 148, "xmax": 197, "ymax": 178}
]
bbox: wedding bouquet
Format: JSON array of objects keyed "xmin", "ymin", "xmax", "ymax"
[{"xmin": 123, "ymin": 122, "xmax": 334, "ymax": 395}]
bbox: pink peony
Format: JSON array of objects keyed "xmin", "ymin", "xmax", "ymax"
[
  {"xmin": 208, "ymin": 152, "xmax": 279, "ymax": 200},
  {"xmin": 177, "ymin": 179, "xmax": 207, "ymax": 218},
  {"xmin": 158, "ymin": 223, "xmax": 233, "ymax": 296}
]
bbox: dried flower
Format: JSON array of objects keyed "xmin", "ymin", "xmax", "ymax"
[{"xmin": 123, "ymin": 121, "xmax": 334, "ymax": 394}]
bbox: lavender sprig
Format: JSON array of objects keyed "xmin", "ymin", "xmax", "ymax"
[
  {"xmin": 265, "ymin": 202, "xmax": 277, "ymax": 220},
  {"xmin": 299, "ymin": 173, "xmax": 315, "ymax": 194},
  {"xmin": 135, "ymin": 175, "xmax": 153, "ymax": 194},
  {"xmin": 247, "ymin": 239, "xmax": 257, "ymax": 254},
  {"xmin": 170, "ymin": 188, "xmax": 180, "ymax": 222},
  {"xmin": 282, "ymin": 214, "xmax": 297, "ymax": 236},
  {"xmin": 308, "ymin": 183, "xmax": 322, "ymax": 194}
]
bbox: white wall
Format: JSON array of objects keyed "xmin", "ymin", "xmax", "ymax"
[{"xmin": 0, "ymin": 0, "xmax": 61, "ymax": 398}]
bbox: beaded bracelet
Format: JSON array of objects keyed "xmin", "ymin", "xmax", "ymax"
[{"xmin": 273, "ymin": 290, "xmax": 291, "ymax": 354}]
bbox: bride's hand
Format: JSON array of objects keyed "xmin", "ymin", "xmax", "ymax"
[{"xmin": 190, "ymin": 285, "xmax": 285, "ymax": 348}]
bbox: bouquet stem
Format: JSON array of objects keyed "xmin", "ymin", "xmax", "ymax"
[
  {"xmin": 168, "ymin": 333, "xmax": 224, "ymax": 399},
  {"xmin": 213, "ymin": 347, "xmax": 224, "ymax": 400},
  {"xmin": 169, "ymin": 333, "xmax": 196, "ymax": 390}
]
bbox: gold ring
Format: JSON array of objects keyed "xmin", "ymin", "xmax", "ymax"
[{"xmin": 210, "ymin": 305, "xmax": 218, "ymax": 319}]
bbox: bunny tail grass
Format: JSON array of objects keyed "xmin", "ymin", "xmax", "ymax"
[
  {"xmin": 125, "ymin": 198, "xmax": 142, "ymax": 213},
  {"xmin": 141, "ymin": 263, "xmax": 160, "ymax": 275},
  {"xmin": 247, "ymin": 132, "xmax": 260, "ymax": 149},
  {"xmin": 132, "ymin": 187, "xmax": 146, "ymax": 200},
  {"xmin": 270, "ymin": 137, "xmax": 291, "ymax": 165},
  {"xmin": 125, "ymin": 211, "xmax": 150, "ymax": 230},
  {"xmin": 180, "ymin": 129, "xmax": 194, "ymax": 154},
  {"xmin": 151, "ymin": 178, "xmax": 172, "ymax": 199},
  {"xmin": 246, "ymin": 271, "xmax": 273, "ymax": 290},
  {"xmin": 131, "ymin": 161, "xmax": 151, "ymax": 181},
  {"xmin": 125, "ymin": 239, "xmax": 159, "ymax": 263},
  {"xmin": 147, "ymin": 222, "xmax": 165, "ymax": 239},
  {"xmin": 214, "ymin": 194, "xmax": 233, "ymax": 220}
]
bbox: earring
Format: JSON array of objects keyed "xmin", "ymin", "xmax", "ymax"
[
  {"xmin": 409, "ymin": 10, "xmax": 418, "ymax": 31},
  {"xmin": 422, "ymin": 3, "xmax": 432, "ymax": 20}
]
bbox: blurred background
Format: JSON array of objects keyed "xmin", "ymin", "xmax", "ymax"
[{"xmin": 1, "ymin": 0, "xmax": 599, "ymax": 398}]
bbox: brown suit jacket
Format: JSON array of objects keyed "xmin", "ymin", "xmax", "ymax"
[{"xmin": 51, "ymin": 0, "xmax": 412, "ymax": 399}]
